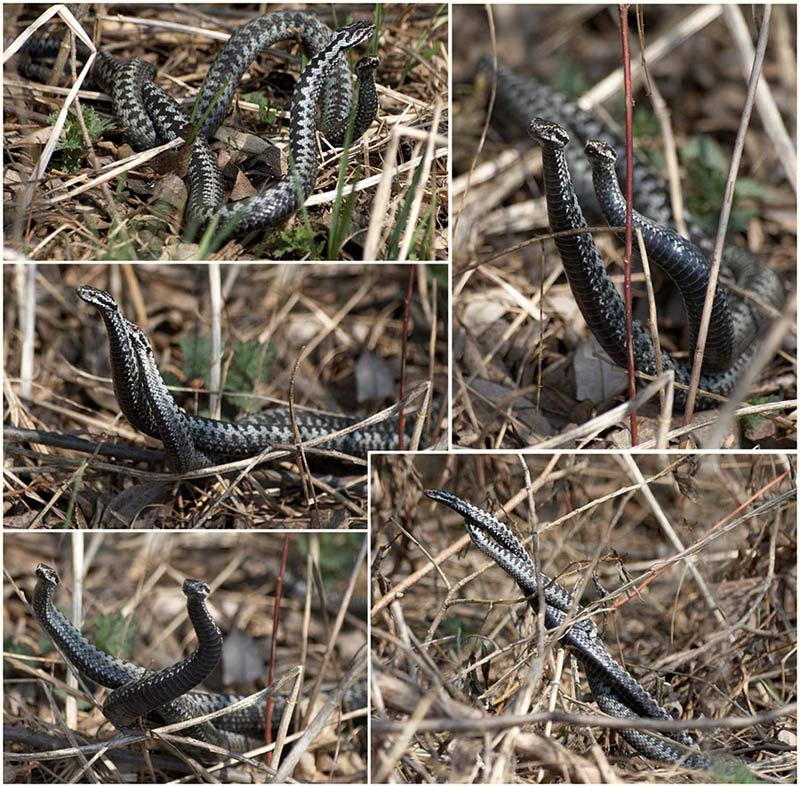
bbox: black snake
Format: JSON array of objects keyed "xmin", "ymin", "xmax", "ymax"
[
  {"xmin": 77, "ymin": 285, "xmax": 413, "ymax": 473},
  {"xmin": 32, "ymin": 563, "xmax": 365, "ymax": 755},
  {"xmin": 479, "ymin": 58, "xmax": 786, "ymax": 409},
  {"xmin": 22, "ymin": 11, "xmax": 379, "ymax": 235},
  {"xmin": 425, "ymin": 489, "xmax": 710, "ymax": 769}
]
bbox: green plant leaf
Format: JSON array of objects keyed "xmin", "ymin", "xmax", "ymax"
[{"xmin": 91, "ymin": 612, "xmax": 137, "ymax": 660}]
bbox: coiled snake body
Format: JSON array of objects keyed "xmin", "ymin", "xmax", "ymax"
[
  {"xmin": 24, "ymin": 12, "xmax": 379, "ymax": 235},
  {"xmin": 425, "ymin": 490, "xmax": 710, "ymax": 769},
  {"xmin": 480, "ymin": 59, "xmax": 785, "ymax": 409},
  {"xmin": 77, "ymin": 285, "xmax": 412, "ymax": 472},
  {"xmin": 32, "ymin": 564, "xmax": 365, "ymax": 754}
]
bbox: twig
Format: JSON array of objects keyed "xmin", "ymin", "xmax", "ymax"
[
  {"xmin": 370, "ymin": 702, "xmax": 797, "ymax": 735},
  {"xmin": 397, "ymin": 265, "xmax": 416, "ymax": 449},
  {"xmin": 618, "ymin": 4, "xmax": 639, "ymax": 444}
]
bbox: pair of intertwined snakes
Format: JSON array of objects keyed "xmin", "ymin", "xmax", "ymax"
[
  {"xmin": 77, "ymin": 285, "xmax": 412, "ymax": 473},
  {"xmin": 23, "ymin": 11, "xmax": 379, "ymax": 235},
  {"xmin": 479, "ymin": 59, "xmax": 785, "ymax": 409},
  {"xmin": 425, "ymin": 489, "xmax": 710, "ymax": 769},
  {"xmin": 32, "ymin": 564, "xmax": 365, "ymax": 755}
]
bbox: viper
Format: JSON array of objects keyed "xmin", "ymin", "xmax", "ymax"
[
  {"xmin": 20, "ymin": 11, "xmax": 379, "ymax": 235},
  {"xmin": 77, "ymin": 285, "xmax": 414, "ymax": 473},
  {"xmin": 426, "ymin": 489, "xmax": 710, "ymax": 769},
  {"xmin": 479, "ymin": 58, "xmax": 786, "ymax": 409},
  {"xmin": 32, "ymin": 563, "xmax": 366, "ymax": 755}
]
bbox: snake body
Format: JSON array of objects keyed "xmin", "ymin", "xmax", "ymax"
[
  {"xmin": 77, "ymin": 285, "xmax": 412, "ymax": 473},
  {"xmin": 479, "ymin": 59, "xmax": 785, "ymax": 408},
  {"xmin": 24, "ymin": 12, "xmax": 379, "ymax": 234},
  {"xmin": 425, "ymin": 490, "xmax": 710, "ymax": 769},
  {"xmin": 101, "ymin": 579, "xmax": 222, "ymax": 729},
  {"xmin": 32, "ymin": 564, "xmax": 365, "ymax": 754}
]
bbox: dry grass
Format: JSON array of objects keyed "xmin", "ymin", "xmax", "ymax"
[
  {"xmin": 2, "ymin": 263, "xmax": 447, "ymax": 528},
  {"xmin": 3, "ymin": 531, "xmax": 367, "ymax": 783},
  {"xmin": 370, "ymin": 453, "xmax": 797, "ymax": 783},
  {"xmin": 3, "ymin": 3, "xmax": 448, "ymax": 261},
  {"xmin": 451, "ymin": 5, "xmax": 796, "ymax": 449}
]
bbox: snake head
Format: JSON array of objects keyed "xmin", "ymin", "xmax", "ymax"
[
  {"xmin": 584, "ymin": 139, "xmax": 617, "ymax": 166},
  {"xmin": 337, "ymin": 20, "xmax": 375, "ymax": 48},
  {"xmin": 527, "ymin": 118, "xmax": 570, "ymax": 148},
  {"xmin": 183, "ymin": 579, "xmax": 211, "ymax": 599},
  {"xmin": 76, "ymin": 285, "xmax": 120, "ymax": 314},
  {"xmin": 425, "ymin": 489, "xmax": 488, "ymax": 527},
  {"xmin": 35, "ymin": 563, "xmax": 60, "ymax": 585},
  {"xmin": 424, "ymin": 488, "xmax": 455, "ymax": 506},
  {"xmin": 355, "ymin": 56, "xmax": 380, "ymax": 78},
  {"xmin": 127, "ymin": 324, "xmax": 154, "ymax": 355}
]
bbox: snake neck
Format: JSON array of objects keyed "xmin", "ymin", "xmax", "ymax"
[
  {"xmin": 538, "ymin": 136, "xmax": 653, "ymax": 373},
  {"xmin": 587, "ymin": 147, "xmax": 736, "ymax": 373},
  {"xmin": 323, "ymin": 56, "xmax": 380, "ymax": 147},
  {"xmin": 102, "ymin": 585, "xmax": 222, "ymax": 728},
  {"xmin": 80, "ymin": 297, "xmax": 160, "ymax": 438},
  {"xmin": 32, "ymin": 567, "xmax": 143, "ymax": 690},
  {"xmin": 128, "ymin": 326, "xmax": 212, "ymax": 473}
]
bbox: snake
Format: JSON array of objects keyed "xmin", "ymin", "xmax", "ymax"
[
  {"xmin": 31, "ymin": 563, "xmax": 366, "ymax": 756},
  {"xmin": 478, "ymin": 58, "xmax": 786, "ymax": 409},
  {"xmin": 425, "ymin": 489, "xmax": 711, "ymax": 769},
  {"xmin": 21, "ymin": 11, "xmax": 379, "ymax": 235},
  {"xmin": 76, "ymin": 285, "xmax": 413, "ymax": 473}
]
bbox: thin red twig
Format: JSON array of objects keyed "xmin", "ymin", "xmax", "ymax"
[
  {"xmin": 397, "ymin": 264, "xmax": 417, "ymax": 449},
  {"xmin": 618, "ymin": 4, "xmax": 638, "ymax": 445},
  {"xmin": 265, "ymin": 534, "xmax": 290, "ymax": 762}
]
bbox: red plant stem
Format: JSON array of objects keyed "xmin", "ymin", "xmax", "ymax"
[
  {"xmin": 397, "ymin": 265, "xmax": 417, "ymax": 449},
  {"xmin": 618, "ymin": 4, "xmax": 638, "ymax": 445},
  {"xmin": 265, "ymin": 534, "xmax": 290, "ymax": 762}
]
